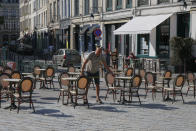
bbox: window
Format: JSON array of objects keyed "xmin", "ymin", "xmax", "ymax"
[
  {"xmin": 74, "ymin": 0, "xmax": 79, "ymax": 16},
  {"xmin": 57, "ymin": 0, "xmax": 60, "ymax": 20},
  {"xmin": 138, "ymin": 0, "xmax": 149, "ymax": 6},
  {"xmin": 93, "ymin": 0, "xmax": 98, "ymax": 14},
  {"xmin": 137, "ymin": 34, "xmax": 149, "ymax": 56},
  {"xmin": 158, "ymin": 0, "xmax": 169, "ymax": 4},
  {"xmin": 156, "ymin": 19, "xmax": 170, "ymax": 58},
  {"xmin": 53, "ymin": 2, "xmax": 56, "ymax": 21},
  {"xmin": 64, "ymin": 0, "xmax": 67, "ymax": 17},
  {"xmin": 84, "ymin": 0, "xmax": 89, "ymax": 15},
  {"xmin": 50, "ymin": 3, "xmax": 52, "ymax": 22},
  {"xmin": 126, "ymin": 0, "xmax": 132, "ymax": 8},
  {"xmin": 116, "ymin": 0, "xmax": 122, "ymax": 10},
  {"xmin": 106, "ymin": 0, "xmax": 112, "ymax": 12},
  {"xmin": 177, "ymin": 13, "xmax": 190, "ymax": 38}
]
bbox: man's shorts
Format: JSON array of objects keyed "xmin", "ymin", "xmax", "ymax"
[{"xmin": 84, "ymin": 72, "xmax": 100, "ymax": 85}]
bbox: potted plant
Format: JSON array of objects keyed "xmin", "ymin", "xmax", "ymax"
[{"xmin": 170, "ymin": 37, "xmax": 196, "ymax": 73}]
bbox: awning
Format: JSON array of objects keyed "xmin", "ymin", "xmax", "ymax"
[
  {"xmin": 114, "ymin": 14, "xmax": 173, "ymax": 35},
  {"xmin": 87, "ymin": 25, "xmax": 100, "ymax": 35}
]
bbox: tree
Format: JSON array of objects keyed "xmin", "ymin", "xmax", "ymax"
[{"xmin": 170, "ymin": 37, "xmax": 196, "ymax": 73}]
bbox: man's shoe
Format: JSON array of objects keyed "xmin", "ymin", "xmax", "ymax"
[
  {"xmin": 96, "ymin": 99, "xmax": 103, "ymax": 104},
  {"xmin": 83, "ymin": 100, "xmax": 88, "ymax": 104}
]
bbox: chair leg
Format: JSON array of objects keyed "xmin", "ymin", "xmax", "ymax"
[
  {"xmin": 172, "ymin": 92, "xmax": 175, "ymax": 104},
  {"xmin": 181, "ymin": 91, "xmax": 184, "ymax": 103},
  {"xmin": 145, "ymin": 89, "xmax": 148, "ymax": 99},
  {"xmin": 57, "ymin": 92, "xmax": 61, "ymax": 103},
  {"xmin": 112, "ymin": 90, "xmax": 115, "ymax": 102},
  {"xmin": 67, "ymin": 93, "xmax": 70, "ymax": 104},
  {"xmin": 17, "ymin": 100, "xmax": 20, "ymax": 114},
  {"xmin": 137, "ymin": 92, "xmax": 141, "ymax": 105},
  {"xmin": 0, "ymin": 94, "xmax": 1, "ymax": 108},
  {"xmin": 105, "ymin": 89, "xmax": 109, "ymax": 100},
  {"xmin": 194, "ymin": 86, "xmax": 195, "ymax": 98},
  {"xmin": 186, "ymin": 87, "xmax": 190, "ymax": 96},
  {"xmin": 62, "ymin": 91, "xmax": 65, "ymax": 105},
  {"xmin": 31, "ymin": 100, "xmax": 35, "ymax": 112}
]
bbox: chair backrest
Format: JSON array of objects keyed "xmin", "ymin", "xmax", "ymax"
[
  {"xmin": 19, "ymin": 77, "xmax": 33, "ymax": 93},
  {"xmin": 139, "ymin": 69, "xmax": 146, "ymax": 79},
  {"xmin": 187, "ymin": 72, "xmax": 195, "ymax": 84},
  {"xmin": 77, "ymin": 76, "xmax": 88, "ymax": 90},
  {"xmin": 0, "ymin": 73, "xmax": 11, "ymax": 89},
  {"xmin": 45, "ymin": 66, "xmax": 55, "ymax": 78},
  {"xmin": 164, "ymin": 70, "xmax": 172, "ymax": 78},
  {"xmin": 3, "ymin": 67, "xmax": 13, "ymax": 75},
  {"xmin": 33, "ymin": 65, "xmax": 41, "ymax": 76},
  {"xmin": 111, "ymin": 52, "xmax": 118, "ymax": 61},
  {"xmin": 0, "ymin": 65, "xmax": 4, "ymax": 73},
  {"xmin": 68, "ymin": 66, "xmax": 75, "ymax": 72},
  {"xmin": 58, "ymin": 72, "xmax": 69, "ymax": 87},
  {"xmin": 125, "ymin": 68, "xmax": 134, "ymax": 77},
  {"xmin": 174, "ymin": 75, "xmax": 185, "ymax": 88},
  {"xmin": 132, "ymin": 75, "xmax": 142, "ymax": 88},
  {"xmin": 105, "ymin": 72, "xmax": 115, "ymax": 86},
  {"xmin": 11, "ymin": 71, "xmax": 22, "ymax": 79},
  {"xmin": 145, "ymin": 72, "xmax": 155, "ymax": 85}
]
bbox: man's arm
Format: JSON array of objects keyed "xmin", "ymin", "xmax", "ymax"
[
  {"xmin": 102, "ymin": 61, "xmax": 113, "ymax": 74},
  {"xmin": 81, "ymin": 59, "xmax": 89, "ymax": 76}
]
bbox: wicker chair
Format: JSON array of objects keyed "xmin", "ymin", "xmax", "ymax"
[
  {"xmin": 145, "ymin": 72, "xmax": 164, "ymax": 101},
  {"xmin": 125, "ymin": 68, "xmax": 134, "ymax": 77},
  {"xmin": 13, "ymin": 77, "xmax": 35, "ymax": 113},
  {"xmin": 0, "ymin": 65, "xmax": 4, "ymax": 73},
  {"xmin": 33, "ymin": 65, "xmax": 44, "ymax": 89},
  {"xmin": 44, "ymin": 66, "xmax": 55, "ymax": 89},
  {"xmin": 11, "ymin": 71, "xmax": 22, "ymax": 89},
  {"xmin": 139, "ymin": 69, "xmax": 146, "ymax": 84},
  {"xmin": 105, "ymin": 72, "xmax": 123, "ymax": 102},
  {"xmin": 68, "ymin": 66, "xmax": 75, "ymax": 73},
  {"xmin": 164, "ymin": 75, "xmax": 185, "ymax": 103},
  {"xmin": 186, "ymin": 72, "xmax": 196, "ymax": 98},
  {"xmin": 157, "ymin": 70, "xmax": 172, "ymax": 88},
  {"xmin": 0, "ymin": 73, "xmax": 12, "ymax": 108},
  {"xmin": 127, "ymin": 75, "xmax": 142, "ymax": 105},
  {"xmin": 3, "ymin": 66, "xmax": 13, "ymax": 75},
  {"xmin": 70, "ymin": 76, "xmax": 89, "ymax": 108},
  {"xmin": 57, "ymin": 72, "xmax": 71, "ymax": 105}
]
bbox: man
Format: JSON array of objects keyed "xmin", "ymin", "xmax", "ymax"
[{"xmin": 81, "ymin": 45, "xmax": 113, "ymax": 104}]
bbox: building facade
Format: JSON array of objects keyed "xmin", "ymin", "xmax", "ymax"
[
  {"xmin": 0, "ymin": 0, "xmax": 19, "ymax": 45},
  {"xmin": 70, "ymin": 0, "xmax": 196, "ymax": 61},
  {"xmin": 19, "ymin": 0, "xmax": 196, "ymax": 61}
]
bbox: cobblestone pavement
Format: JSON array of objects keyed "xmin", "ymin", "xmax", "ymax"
[{"xmin": 1, "ymin": 74, "xmax": 196, "ymax": 131}]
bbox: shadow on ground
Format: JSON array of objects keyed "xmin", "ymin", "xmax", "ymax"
[
  {"xmin": 40, "ymin": 97, "xmax": 58, "ymax": 101},
  {"xmin": 33, "ymin": 109, "xmax": 73, "ymax": 118},
  {"xmin": 89, "ymin": 105, "xmax": 127, "ymax": 113},
  {"xmin": 128, "ymin": 103, "xmax": 179, "ymax": 110}
]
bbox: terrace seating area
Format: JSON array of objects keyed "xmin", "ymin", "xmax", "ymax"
[{"xmin": 0, "ymin": 60, "xmax": 196, "ymax": 115}]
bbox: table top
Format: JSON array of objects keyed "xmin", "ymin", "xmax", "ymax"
[
  {"xmin": 62, "ymin": 77, "xmax": 78, "ymax": 81},
  {"xmin": 35, "ymin": 69, "xmax": 46, "ymax": 71},
  {"xmin": 22, "ymin": 73, "xmax": 33, "ymax": 75},
  {"xmin": 115, "ymin": 76, "xmax": 133, "ymax": 80},
  {"xmin": 3, "ymin": 78, "xmax": 21, "ymax": 82},
  {"xmin": 68, "ymin": 72, "xmax": 80, "ymax": 75}
]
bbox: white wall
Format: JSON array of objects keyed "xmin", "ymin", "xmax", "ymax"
[
  {"xmin": 170, "ymin": 14, "xmax": 177, "ymax": 58},
  {"xmin": 190, "ymin": 10, "xmax": 196, "ymax": 57},
  {"xmin": 149, "ymin": 28, "xmax": 156, "ymax": 57}
]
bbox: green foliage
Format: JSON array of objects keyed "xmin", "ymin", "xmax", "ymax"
[
  {"xmin": 0, "ymin": 16, "xmax": 4, "ymax": 24},
  {"xmin": 170, "ymin": 37, "xmax": 196, "ymax": 66}
]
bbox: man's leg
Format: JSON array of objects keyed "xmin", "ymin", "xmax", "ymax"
[
  {"xmin": 94, "ymin": 72, "xmax": 102, "ymax": 103},
  {"xmin": 95, "ymin": 84, "xmax": 100, "ymax": 101}
]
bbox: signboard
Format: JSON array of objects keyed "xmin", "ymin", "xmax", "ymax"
[{"xmin": 94, "ymin": 28, "xmax": 102, "ymax": 37}]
